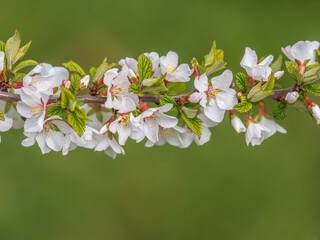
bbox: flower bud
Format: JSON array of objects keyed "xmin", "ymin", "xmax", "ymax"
[
  {"xmin": 274, "ymin": 70, "xmax": 284, "ymax": 80},
  {"xmin": 64, "ymin": 80, "xmax": 70, "ymax": 89},
  {"xmin": 311, "ymin": 105, "xmax": 320, "ymax": 124},
  {"xmin": 188, "ymin": 92, "xmax": 202, "ymax": 103},
  {"xmin": 140, "ymin": 102, "xmax": 148, "ymax": 112},
  {"xmin": 231, "ymin": 115, "xmax": 246, "ymax": 133},
  {"xmin": 285, "ymin": 91, "xmax": 299, "ymax": 104},
  {"xmin": 128, "ymin": 69, "xmax": 137, "ymax": 79},
  {"xmin": 12, "ymin": 82, "xmax": 23, "ymax": 89},
  {"xmin": 97, "ymin": 75, "xmax": 104, "ymax": 86},
  {"xmin": 99, "ymin": 124, "xmax": 108, "ymax": 135},
  {"xmin": 101, "ymin": 89, "xmax": 108, "ymax": 96},
  {"xmin": 80, "ymin": 75, "xmax": 90, "ymax": 89}
]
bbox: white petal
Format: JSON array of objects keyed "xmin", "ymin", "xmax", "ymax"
[
  {"xmin": 211, "ymin": 69, "xmax": 233, "ymax": 91},
  {"xmin": 204, "ymin": 100, "xmax": 226, "ymax": 123}
]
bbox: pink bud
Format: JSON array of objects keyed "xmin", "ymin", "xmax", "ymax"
[
  {"xmin": 311, "ymin": 105, "xmax": 320, "ymax": 124},
  {"xmin": 64, "ymin": 80, "xmax": 71, "ymax": 89},
  {"xmin": 274, "ymin": 70, "xmax": 284, "ymax": 80}
]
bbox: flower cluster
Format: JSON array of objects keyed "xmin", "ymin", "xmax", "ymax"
[{"xmin": 0, "ymin": 31, "xmax": 319, "ymax": 158}]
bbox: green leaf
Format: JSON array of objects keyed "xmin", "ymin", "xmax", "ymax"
[
  {"xmin": 181, "ymin": 111, "xmax": 202, "ymax": 138},
  {"xmin": 0, "ymin": 109, "xmax": 4, "ymax": 121},
  {"xmin": 93, "ymin": 58, "xmax": 110, "ymax": 82},
  {"xmin": 270, "ymin": 54, "xmax": 283, "ymax": 73},
  {"xmin": 5, "ymin": 30, "xmax": 21, "ymax": 67},
  {"xmin": 205, "ymin": 59, "xmax": 226, "ymax": 76},
  {"xmin": 285, "ymin": 61, "xmax": 302, "ymax": 82},
  {"xmin": 10, "ymin": 74, "xmax": 24, "ymax": 83},
  {"xmin": 69, "ymin": 74, "xmax": 81, "ymax": 95},
  {"xmin": 12, "ymin": 41, "xmax": 32, "ymax": 63},
  {"xmin": 273, "ymin": 102, "xmax": 288, "ymax": 120},
  {"xmin": 63, "ymin": 61, "xmax": 86, "ymax": 77},
  {"xmin": 0, "ymin": 41, "xmax": 5, "ymax": 52},
  {"xmin": 138, "ymin": 54, "xmax": 153, "ymax": 81},
  {"xmin": 236, "ymin": 72, "xmax": 248, "ymax": 92},
  {"xmin": 181, "ymin": 106, "xmax": 198, "ymax": 118},
  {"xmin": 68, "ymin": 108, "xmax": 86, "ymax": 136},
  {"xmin": 90, "ymin": 67, "xmax": 97, "ymax": 79},
  {"xmin": 159, "ymin": 95, "xmax": 179, "ymax": 111},
  {"xmin": 46, "ymin": 103, "xmax": 65, "ymax": 118},
  {"xmin": 141, "ymin": 83, "xmax": 168, "ymax": 93},
  {"xmin": 303, "ymin": 66, "xmax": 320, "ymax": 83},
  {"xmin": 61, "ymin": 87, "xmax": 76, "ymax": 110},
  {"xmin": 234, "ymin": 96, "xmax": 252, "ymax": 113},
  {"xmin": 166, "ymin": 82, "xmax": 187, "ymax": 95},
  {"xmin": 204, "ymin": 40, "xmax": 224, "ymax": 68},
  {"xmin": 129, "ymin": 84, "xmax": 144, "ymax": 96},
  {"xmin": 75, "ymin": 99, "xmax": 85, "ymax": 106},
  {"xmin": 141, "ymin": 74, "xmax": 166, "ymax": 87},
  {"xmin": 14, "ymin": 59, "xmax": 38, "ymax": 72},
  {"xmin": 263, "ymin": 73, "xmax": 275, "ymax": 92},
  {"xmin": 247, "ymin": 82, "xmax": 273, "ymax": 102},
  {"xmin": 302, "ymin": 84, "xmax": 320, "ymax": 96}
]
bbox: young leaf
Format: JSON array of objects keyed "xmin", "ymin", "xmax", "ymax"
[
  {"xmin": 129, "ymin": 84, "xmax": 144, "ymax": 96},
  {"xmin": 90, "ymin": 67, "xmax": 97, "ymax": 79},
  {"xmin": 273, "ymin": 102, "xmax": 288, "ymax": 120},
  {"xmin": 47, "ymin": 103, "xmax": 65, "ymax": 118},
  {"xmin": 92, "ymin": 58, "xmax": 110, "ymax": 82},
  {"xmin": 141, "ymin": 83, "xmax": 168, "ymax": 93},
  {"xmin": 270, "ymin": 54, "xmax": 283, "ymax": 73},
  {"xmin": 0, "ymin": 41, "xmax": 5, "ymax": 52},
  {"xmin": 263, "ymin": 73, "xmax": 275, "ymax": 92},
  {"xmin": 234, "ymin": 96, "xmax": 252, "ymax": 113},
  {"xmin": 63, "ymin": 61, "xmax": 86, "ymax": 77},
  {"xmin": 181, "ymin": 106, "xmax": 198, "ymax": 118},
  {"xmin": 14, "ymin": 59, "xmax": 38, "ymax": 72},
  {"xmin": 181, "ymin": 111, "xmax": 202, "ymax": 138},
  {"xmin": 285, "ymin": 61, "xmax": 300, "ymax": 82},
  {"xmin": 303, "ymin": 66, "xmax": 320, "ymax": 83},
  {"xmin": 69, "ymin": 74, "xmax": 81, "ymax": 95},
  {"xmin": 138, "ymin": 54, "xmax": 153, "ymax": 81},
  {"xmin": 236, "ymin": 72, "xmax": 248, "ymax": 92},
  {"xmin": 166, "ymin": 82, "xmax": 187, "ymax": 95},
  {"xmin": 68, "ymin": 109, "xmax": 86, "ymax": 136},
  {"xmin": 5, "ymin": 30, "xmax": 21, "ymax": 67},
  {"xmin": 302, "ymin": 84, "xmax": 320, "ymax": 96},
  {"xmin": 141, "ymin": 74, "xmax": 166, "ymax": 87},
  {"xmin": 12, "ymin": 41, "xmax": 32, "ymax": 63},
  {"xmin": 0, "ymin": 109, "xmax": 4, "ymax": 121},
  {"xmin": 159, "ymin": 95, "xmax": 179, "ymax": 111},
  {"xmin": 61, "ymin": 87, "xmax": 75, "ymax": 110},
  {"xmin": 247, "ymin": 82, "xmax": 273, "ymax": 102}
]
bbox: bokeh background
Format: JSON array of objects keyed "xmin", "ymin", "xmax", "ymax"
[{"xmin": 0, "ymin": 0, "xmax": 320, "ymax": 239}]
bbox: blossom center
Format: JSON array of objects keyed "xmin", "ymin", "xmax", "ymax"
[
  {"xmin": 159, "ymin": 128, "xmax": 173, "ymax": 140},
  {"xmin": 120, "ymin": 115, "xmax": 130, "ymax": 128},
  {"xmin": 207, "ymin": 86, "xmax": 219, "ymax": 99},
  {"xmin": 166, "ymin": 64, "xmax": 178, "ymax": 74}
]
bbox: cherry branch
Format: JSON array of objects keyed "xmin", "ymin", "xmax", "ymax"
[{"xmin": 0, "ymin": 87, "xmax": 296, "ymax": 105}]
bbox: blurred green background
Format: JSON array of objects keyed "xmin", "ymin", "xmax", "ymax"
[{"xmin": 1, "ymin": 0, "xmax": 320, "ymax": 239}]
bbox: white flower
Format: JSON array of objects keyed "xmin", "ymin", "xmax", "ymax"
[
  {"xmin": 62, "ymin": 126, "xmax": 97, "ymax": 156},
  {"xmin": 282, "ymin": 41, "xmax": 320, "ymax": 66},
  {"xmin": 21, "ymin": 117, "xmax": 67, "ymax": 154},
  {"xmin": 108, "ymin": 113, "xmax": 144, "ymax": 145},
  {"xmin": 285, "ymin": 91, "xmax": 299, "ymax": 104},
  {"xmin": 189, "ymin": 70, "xmax": 238, "ymax": 123},
  {"xmin": 17, "ymin": 88, "xmax": 49, "ymax": 132},
  {"xmin": 231, "ymin": 116, "xmax": 246, "ymax": 133},
  {"xmin": 144, "ymin": 126, "xmax": 187, "ymax": 148},
  {"xmin": 132, "ymin": 103, "xmax": 178, "ymax": 143},
  {"xmin": 0, "ymin": 101, "xmax": 13, "ymax": 143},
  {"xmin": 22, "ymin": 63, "xmax": 69, "ymax": 96},
  {"xmin": 311, "ymin": 105, "xmax": 320, "ymax": 124},
  {"xmin": 245, "ymin": 120, "xmax": 271, "ymax": 146},
  {"xmin": 0, "ymin": 100, "xmax": 24, "ymax": 129},
  {"xmin": 92, "ymin": 133, "xmax": 125, "ymax": 159},
  {"xmin": 119, "ymin": 52, "xmax": 161, "ymax": 78},
  {"xmin": 103, "ymin": 66, "xmax": 138, "ymax": 113},
  {"xmin": 240, "ymin": 47, "xmax": 274, "ymax": 81},
  {"xmin": 160, "ymin": 51, "xmax": 193, "ymax": 82},
  {"xmin": 256, "ymin": 116, "xmax": 286, "ymax": 139},
  {"xmin": 0, "ymin": 51, "xmax": 5, "ymax": 72}
]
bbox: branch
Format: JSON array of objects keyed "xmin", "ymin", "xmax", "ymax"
[{"xmin": 0, "ymin": 87, "xmax": 295, "ymax": 104}]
